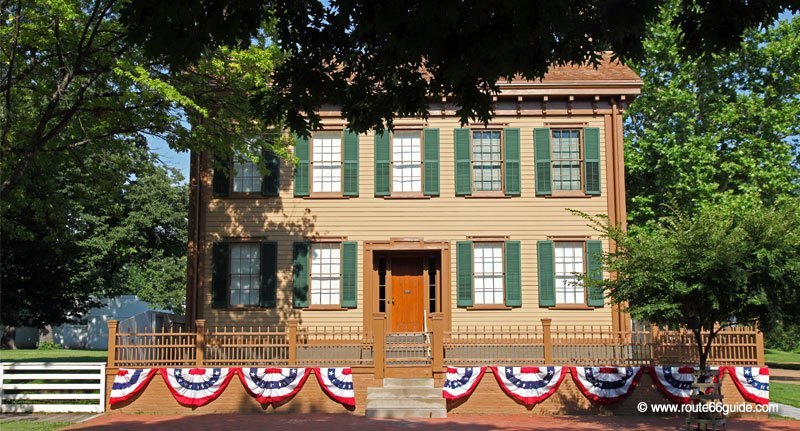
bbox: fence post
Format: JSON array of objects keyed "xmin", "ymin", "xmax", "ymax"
[
  {"xmin": 373, "ymin": 313, "xmax": 385, "ymax": 380},
  {"xmin": 106, "ymin": 320, "xmax": 118, "ymax": 368},
  {"xmin": 430, "ymin": 313, "xmax": 444, "ymax": 373},
  {"xmin": 755, "ymin": 328, "xmax": 765, "ymax": 366},
  {"xmin": 287, "ymin": 319, "xmax": 298, "ymax": 366},
  {"xmin": 541, "ymin": 318, "xmax": 553, "ymax": 364},
  {"xmin": 650, "ymin": 324, "xmax": 660, "ymax": 365},
  {"xmin": 195, "ymin": 319, "xmax": 205, "ymax": 367}
]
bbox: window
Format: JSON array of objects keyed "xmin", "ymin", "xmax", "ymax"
[
  {"xmin": 310, "ymin": 243, "xmax": 341, "ymax": 305},
  {"xmin": 312, "ymin": 132, "xmax": 342, "ymax": 193},
  {"xmin": 392, "ymin": 131, "xmax": 422, "ymax": 193},
  {"xmin": 230, "ymin": 243, "xmax": 261, "ymax": 306},
  {"xmin": 473, "ymin": 243, "xmax": 504, "ymax": 305},
  {"xmin": 555, "ymin": 242, "xmax": 585, "ymax": 304},
  {"xmin": 552, "ymin": 129, "xmax": 582, "ymax": 191},
  {"xmin": 232, "ymin": 157, "xmax": 261, "ymax": 193},
  {"xmin": 472, "ymin": 131, "xmax": 503, "ymax": 192}
]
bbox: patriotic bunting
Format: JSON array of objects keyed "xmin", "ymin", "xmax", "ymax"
[
  {"xmin": 570, "ymin": 366, "xmax": 643, "ymax": 404},
  {"xmin": 649, "ymin": 366, "xmax": 722, "ymax": 404},
  {"xmin": 491, "ymin": 366, "xmax": 566, "ymax": 406},
  {"xmin": 161, "ymin": 368, "xmax": 235, "ymax": 407},
  {"xmin": 238, "ymin": 367, "xmax": 311, "ymax": 405},
  {"xmin": 443, "ymin": 367, "xmax": 486, "ymax": 400},
  {"xmin": 109, "ymin": 368, "xmax": 157, "ymax": 405},
  {"xmin": 315, "ymin": 368, "xmax": 356, "ymax": 407},
  {"xmin": 726, "ymin": 366, "xmax": 769, "ymax": 405}
]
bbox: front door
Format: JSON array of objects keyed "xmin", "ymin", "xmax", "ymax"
[{"xmin": 390, "ymin": 258, "xmax": 425, "ymax": 332}]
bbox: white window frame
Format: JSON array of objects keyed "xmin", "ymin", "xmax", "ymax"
[
  {"xmin": 232, "ymin": 153, "xmax": 262, "ymax": 193},
  {"xmin": 311, "ymin": 131, "xmax": 343, "ymax": 194},
  {"xmin": 551, "ymin": 129, "xmax": 583, "ymax": 192},
  {"xmin": 310, "ymin": 242, "xmax": 342, "ymax": 306},
  {"xmin": 555, "ymin": 241, "xmax": 586, "ymax": 305},
  {"xmin": 391, "ymin": 130, "xmax": 423, "ymax": 194},
  {"xmin": 473, "ymin": 242, "xmax": 504, "ymax": 305}
]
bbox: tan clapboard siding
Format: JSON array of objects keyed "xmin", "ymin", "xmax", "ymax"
[{"xmin": 199, "ymin": 115, "xmax": 613, "ymax": 329}]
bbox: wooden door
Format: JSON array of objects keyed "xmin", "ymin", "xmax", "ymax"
[{"xmin": 390, "ymin": 258, "xmax": 424, "ymax": 332}]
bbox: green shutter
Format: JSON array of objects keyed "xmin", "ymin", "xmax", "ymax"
[
  {"xmin": 504, "ymin": 240, "xmax": 522, "ymax": 307},
  {"xmin": 374, "ymin": 131, "xmax": 391, "ymax": 196},
  {"xmin": 343, "ymin": 130, "xmax": 359, "ymax": 196},
  {"xmin": 293, "ymin": 135, "xmax": 310, "ymax": 197},
  {"xmin": 534, "ymin": 128, "xmax": 552, "ymax": 196},
  {"xmin": 537, "ymin": 240, "xmax": 555, "ymax": 307},
  {"xmin": 456, "ymin": 241, "xmax": 473, "ymax": 307},
  {"xmin": 504, "ymin": 128, "xmax": 521, "ymax": 196},
  {"xmin": 211, "ymin": 242, "xmax": 229, "ymax": 308},
  {"xmin": 259, "ymin": 242, "xmax": 278, "ymax": 308},
  {"xmin": 586, "ymin": 240, "xmax": 605, "ymax": 307},
  {"xmin": 454, "ymin": 128, "xmax": 472, "ymax": 196},
  {"xmin": 262, "ymin": 150, "xmax": 280, "ymax": 196},
  {"xmin": 212, "ymin": 156, "xmax": 230, "ymax": 197},
  {"xmin": 423, "ymin": 128, "xmax": 440, "ymax": 196},
  {"xmin": 583, "ymin": 128, "xmax": 601, "ymax": 195},
  {"xmin": 292, "ymin": 241, "xmax": 310, "ymax": 308},
  {"xmin": 341, "ymin": 241, "xmax": 358, "ymax": 308}
]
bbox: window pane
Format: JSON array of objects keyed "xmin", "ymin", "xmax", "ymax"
[
  {"xmin": 552, "ymin": 129, "xmax": 582, "ymax": 191},
  {"xmin": 555, "ymin": 242, "xmax": 585, "ymax": 304},
  {"xmin": 472, "ymin": 131, "xmax": 502, "ymax": 191},
  {"xmin": 311, "ymin": 243, "xmax": 341, "ymax": 305},
  {"xmin": 233, "ymin": 153, "xmax": 262, "ymax": 193},
  {"xmin": 229, "ymin": 243, "xmax": 261, "ymax": 306},
  {"xmin": 392, "ymin": 131, "xmax": 422, "ymax": 193},
  {"xmin": 312, "ymin": 132, "xmax": 342, "ymax": 193},
  {"xmin": 473, "ymin": 243, "xmax": 503, "ymax": 305}
]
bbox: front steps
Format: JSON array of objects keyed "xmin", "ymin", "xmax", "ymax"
[{"xmin": 366, "ymin": 378, "xmax": 447, "ymax": 418}]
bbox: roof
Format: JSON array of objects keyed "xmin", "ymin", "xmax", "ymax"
[{"xmin": 540, "ymin": 55, "xmax": 642, "ymax": 83}]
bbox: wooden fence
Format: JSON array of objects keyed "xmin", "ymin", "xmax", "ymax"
[
  {"xmin": 0, "ymin": 362, "xmax": 106, "ymax": 413},
  {"xmin": 107, "ymin": 315, "xmax": 764, "ymax": 373}
]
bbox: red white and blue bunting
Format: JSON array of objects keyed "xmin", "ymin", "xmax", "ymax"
[
  {"xmin": 161, "ymin": 368, "xmax": 235, "ymax": 407},
  {"xmin": 491, "ymin": 366, "xmax": 566, "ymax": 406},
  {"xmin": 442, "ymin": 367, "xmax": 486, "ymax": 400},
  {"xmin": 109, "ymin": 368, "xmax": 157, "ymax": 405},
  {"xmin": 649, "ymin": 366, "xmax": 722, "ymax": 404},
  {"xmin": 238, "ymin": 367, "xmax": 311, "ymax": 405},
  {"xmin": 570, "ymin": 366, "xmax": 643, "ymax": 404},
  {"xmin": 314, "ymin": 368, "xmax": 356, "ymax": 407},
  {"xmin": 725, "ymin": 366, "xmax": 769, "ymax": 405}
]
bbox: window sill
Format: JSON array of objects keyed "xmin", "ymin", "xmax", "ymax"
[
  {"xmin": 383, "ymin": 194, "xmax": 431, "ymax": 200},
  {"xmin": 225, "ymin": 305, "xmax": 271, "ymax": 311},
  {"xmin": 466, "ymin": 305, "xmax": 513, "ymax": 311},
  {"xmin": 465, "ymin": 193, "xmax": 512, "ymax": 199},
  {"xmin": 223, "ymin": 193, "xmax": 278, "ymax": 200},
  {"xmin": 547, "ymin": 305, "xmax": 595, "ymax": 310},
  {"xmin": 544, "ymin": 192, "xmax": 593, "ymax": 199},
  {"xmin": 305, "ymin": 305, "xmax": 350, "ymax": 311},
  {"xmin": 302, "ymin": 195, "xmax": 350, "ymax": 200}
]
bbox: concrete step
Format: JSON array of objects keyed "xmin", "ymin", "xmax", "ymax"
[
  {"xmin": 366, "ymin": 397, "xmax": 447, "ymax": 410},
  {"xmin": 365, "ymin": 407, "xmax": 447, "ymax": 419},
  {"xmin": 367, "ymin": 387, "xmax": 442, "ymax": 398},
  {"xmin": 382, "ymin": 378, "xmax": 434, "ymax": 388}
]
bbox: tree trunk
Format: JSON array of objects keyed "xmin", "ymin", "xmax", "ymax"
[{"xmin": 1, "ymin": 325, "xmax": 17, "ymax": 349}]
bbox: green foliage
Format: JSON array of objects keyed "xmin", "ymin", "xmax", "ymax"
[
  {"xmin": 578, "ymin": 197, "xmax": 800, "ymax": 368},
  {"xmin": 765, "ymin": 323, "xmax": 800, "ymax": 352},
  {"xmin": 625, "ymin": 7, "xmax": 800, "ymax": 225},
  {"xmin": 36, "ymin": 341, "xmax": 62, "ymax": 351},
  {"xmin": 771, "ymin": 382, "xmax": 800, "ymax": 408}
]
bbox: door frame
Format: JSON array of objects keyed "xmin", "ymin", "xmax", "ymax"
[{"xmin": 363, "ymin": 239, "xmax": 451, "ymax": 336}]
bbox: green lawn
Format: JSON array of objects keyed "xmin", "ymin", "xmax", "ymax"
[
  {"xmin": 0, "ymin": 349, "xmax": 106, "ymax": 363},
  {"xmin": 771, "ymin": 382, "xmax": 800, "ymax": 408},
  {"xmin": 765, "ymin": 348, "xmax": 800, "ymax": 368},
  {"xmin": 0, "ymin": 421, "xmax": 72, "ymax": 431}
]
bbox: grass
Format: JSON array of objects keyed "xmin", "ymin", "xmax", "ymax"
[
  {"xmin": 771, "ymin": 382, "xmax": 800, "ymax": 408},
  {"xmin": 1, "ymin": 421, "xmax": 73, "ymax": 431},
  {"xmin": 765, "ymin": 348, "xmax": 800, "ymax": 365},
  {"xmin": 0, "ymin": 349, "xmax": 106, "ymax": 363}
]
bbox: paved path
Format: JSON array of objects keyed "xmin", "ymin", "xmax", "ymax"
[
  {"xmin": 65, "ymin": 413, "xmax": 800, "ymax": 431},
  {"xmin": 775, "ymin": 403, "xmax": 800, "ymax": 420},
  {"xmin": 1, "ymin": 413, "xmax": 100, "ymax": 425},
  {"xmin": 771, "ymin": 367, "xmax": 800, "ymax": 385}
]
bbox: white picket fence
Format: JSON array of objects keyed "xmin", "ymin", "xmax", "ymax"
[{"xmin": 0, "ymin": 362, "xmax": 106, "ymax": 413}]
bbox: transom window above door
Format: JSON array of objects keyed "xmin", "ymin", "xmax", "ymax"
[
  {"xmin": 392, "ymin": 131, "xmax": 422, "ymax": 193},
  {"xmin": 312, "ymin": 131, "xmax": 342, "ymax": 193},
  {"xmin": 472, "ymin": 131, "xmax": 503, "ymax": 192}
]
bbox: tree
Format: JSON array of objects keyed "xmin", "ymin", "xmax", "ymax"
[
  {"xmin": 0, "ymin": 0, "xmax": 289, "ymax": 197},
  {"xmin": 122, "ymin": 0, "xmax": 800, "ymax": 135},
  {"xmin": 580, "ymin": 198, "xmax": 800, "ymax": 372},
  {"xmin": 624, "ymin": 8, "xmax": 800, "ymax": 225}
]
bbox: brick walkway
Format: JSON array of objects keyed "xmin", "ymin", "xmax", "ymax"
[{"xmin": 65, "ymin": 414, "xmax": 800, "ymax": 431}]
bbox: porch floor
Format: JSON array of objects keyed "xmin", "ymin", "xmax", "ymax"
[{"xmin": 65, "ymin": 413, "xmax": 798, "ymax": 431}]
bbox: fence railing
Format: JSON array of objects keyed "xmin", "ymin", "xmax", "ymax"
[
  {"xmin": 0, "ymin": 362, "xmax": 106, "ymax": 413},
  {"xmin": 107, "ymin": 316, "xmax": 764, "ymax": 372}
]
